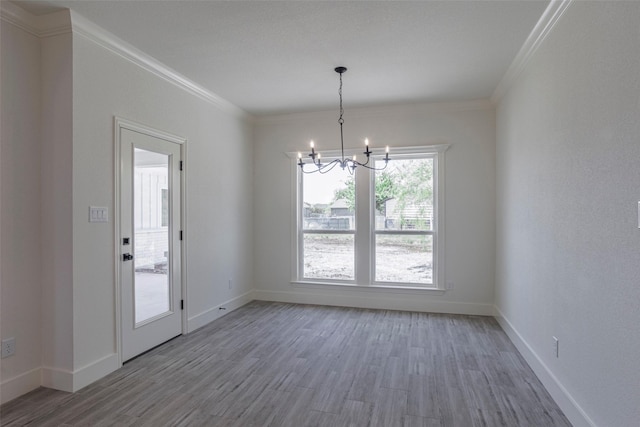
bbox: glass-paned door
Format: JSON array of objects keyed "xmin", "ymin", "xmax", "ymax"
[{"xmin": 120, "ymin": 127, "xmax": 182, "ymax": 362}]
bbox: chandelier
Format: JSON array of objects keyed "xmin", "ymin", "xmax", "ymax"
[{"xmin": 298, "ymin": 67, "xmax": 390, "ymax": 174}]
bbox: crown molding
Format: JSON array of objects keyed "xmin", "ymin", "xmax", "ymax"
[
  {"xmin": 0, "ymin": 1, "xmax": 71, "ymax": 37},
  {"xmin": 69, "ymin": 11, "xmax": 250, "ymax": 120},
  {"xmin": 255, "ymin": 99, "xmax": 493, "ymax": 125},
  {"xmin": 491, "ymin": 0, "xmax": 573, "ymax": 103},
  {"xmin": 1, "ymin": 2, "xmax": 250, "ymax": 120}
]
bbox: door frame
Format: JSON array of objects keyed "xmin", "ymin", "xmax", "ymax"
[{"xmin": 113, "ymin": 116, "xmax": 188, "ymax": 366}]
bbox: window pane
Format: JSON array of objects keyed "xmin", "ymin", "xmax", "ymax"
[
  {"xmin": 303, "ymin": 165, "xmax": 355, "ymax": 231},
  {"xmin": 303, "ymin": 233, "xmax": 354, "ymax": 280},
  {"xmin": 375, "ymin": 234, "xmax": 432, "ymax": 284},
  {"xmin": 375, "ymin": 158, "xmax": 434, "ymax": 231},
  {"xmin": 134, "ymin": 148, "xmax": 170, "ymax": 323}
]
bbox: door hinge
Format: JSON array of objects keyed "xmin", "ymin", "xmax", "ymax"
[
  {"xmin": 179, "ymin": 230, "xmax": 183, "ymax": 240},
  {"xmin": 181, "ymin": 300, "xmax": 184, "ymax": 310},
  {"xmin": 179, "ymin": 161, "xmax": 183, "ymax": 171}
]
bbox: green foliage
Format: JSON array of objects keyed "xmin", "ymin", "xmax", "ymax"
[
  {"xmin": 333, "ymin": 170, "xmax": 396, "ymax": 213},
  {"xmin": 333, "ymin": 178, "xmax": 356, "ymax": 210},
  {"xmin": 393, "ymin": 159, "xmax": 433, "ymax": 224},
  {"xmin": 332, "ymin": 159, "xmax": 433, "ymax": 221},
  {"xmin": 374, "ymin": 171, "xmax": 396, "ymax": 213}
]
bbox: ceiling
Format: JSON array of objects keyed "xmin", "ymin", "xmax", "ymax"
[{"xmin": 13, "ymin": 0, "xmax": 549, "ymax": 116}]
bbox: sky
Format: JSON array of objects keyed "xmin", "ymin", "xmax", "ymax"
[{"xmin": 302, "ymin": 163, "xmax": 351, "ymax": 205}]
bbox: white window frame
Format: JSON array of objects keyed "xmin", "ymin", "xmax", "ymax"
[
  {"xmin": 290, "ymin": 144, "xmax": 449, "ymax": 291},
  {"xmin": 295, "ymin": 154, "xmax": 357, "ymax": 284}
]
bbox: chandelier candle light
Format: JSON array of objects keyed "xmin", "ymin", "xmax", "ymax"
[{"xmin": 298, "ymin": 67, "xmax": 390, "ymax": 174}]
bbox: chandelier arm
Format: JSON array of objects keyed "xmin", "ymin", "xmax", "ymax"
[
  {"xmin": 346, "ymin": 161, "xmax": 355, "ymax": 175},
  {"xmin": 301, "ymin": 159, "xmax": 339, "ymax": 174},
  {"xmin": 318, "ymin": 159, "xmax": 341, "ymax": 174},
  {"xmin": 356, "ymin": 156, "xmax": 371, "ymax": 168},
  {"xmin": 359, "ymin": 161, "xmax": 389, "ymax": 171}
]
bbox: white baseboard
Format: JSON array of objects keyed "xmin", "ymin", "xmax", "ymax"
[
  {"xmin": 253, "ymin": 289, "xmax": 493, "ymax": 316},
  {"xmin": 42, "ymin": 353, "xmax": 119, "ymax": 393},
  {"xmin": 41, "ymin": 366, "xmax": 73, "ymax": 392},
  {"xmin": 0, "ymin": 367, "xmax": 41, "ymax": 404},
  {"xmin": 187, "ymin": 291, "xmax": 254, "ymax": 333},
  {"xmin": 493, "ymin": 306, "xmax": 597, "ymax": 427},
  {"xmin": 72, "ymin": 353, "xmax": 119, "ymax": 392}
]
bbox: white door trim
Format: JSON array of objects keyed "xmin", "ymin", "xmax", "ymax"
[{"xmin": 113, "ymin": 116, "xmax": 188, "ymax": 366}]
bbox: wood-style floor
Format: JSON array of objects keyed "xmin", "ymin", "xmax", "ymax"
[{"xmin": 1, "ymin": 301, "xmax": 571, "ymax": 426}]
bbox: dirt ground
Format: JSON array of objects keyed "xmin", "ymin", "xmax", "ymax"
[{"xmin": 303, "ymin": 234, "xmax": 432, "ymax": 284}]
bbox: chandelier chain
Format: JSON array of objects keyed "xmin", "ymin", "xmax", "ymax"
[
  {"xmin": 338, "ymin": 72, "xmax": 344, "ymax": 125},
  {"xmin": 338, "ymin": 71, "xmax": 345, "ymax": 160}
]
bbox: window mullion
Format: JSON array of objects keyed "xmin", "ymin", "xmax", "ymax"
[
  {"xmin": 354, "ymin": 167, "xmax": 371, "ymax": 284},
  {"xmin": 295, "ymin": 165, "xmax": 303, "ymax": 280}
]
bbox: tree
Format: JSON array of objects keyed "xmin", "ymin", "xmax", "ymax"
[
  {"xmin": 392, "ymin": 159, "xmax": 433, "ymax": 212},
  {"xmin": 332, "ymin": 159, "xmax": 433, "ymax": 221},
  {"xmin": 333, "ymin": 177, "xmax": 355, "ymax": 210},
  {"xmin": 333, "ymin": 170, "xmax": 396, "ymax": 213}
]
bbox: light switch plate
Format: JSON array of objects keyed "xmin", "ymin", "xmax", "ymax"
[{"xmin": 89, "ymin": 206, "xmax": 108, "ymax": 223}]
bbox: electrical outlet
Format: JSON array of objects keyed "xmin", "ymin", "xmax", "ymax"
[
  {"xmin": 228, "ymin": 278, "xmax": 233, "ymax": 289},
  {"xmin": 1, "ymin": 337, "xmax": 16, "ymax": 358},
  {"xmin": 552, "ymin": 336, "xmax": 559, "ymax": 358}
]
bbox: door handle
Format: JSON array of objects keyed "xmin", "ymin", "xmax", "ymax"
[{"xmin": 123, "ymin": 253, "xmax": 134, "ymax": 261}]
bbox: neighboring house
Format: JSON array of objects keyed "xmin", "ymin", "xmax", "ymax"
[
  {"xmin": 329, "ymin": 199, "xmax": 353, "ymax": 217},
  {"xmin": 384, "ymin": 199, "xmax": 433, "ymax": 230},
  {"xmin": 134, "ymin": 166, "xmax": 169, "ymax": 271}
]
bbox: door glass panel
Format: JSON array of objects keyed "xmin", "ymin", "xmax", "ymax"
[{"xmin": 134, "ymin": 148, "xmax": 170, "ymax": 324}]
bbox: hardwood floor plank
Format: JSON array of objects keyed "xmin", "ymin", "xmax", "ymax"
[
  {"xmin": 407, "ymin": 374, "xmax": 439, "ymax": 419},
  {"xmin": 340, "ymin": 399, "xmax": 374, "ymax": 427},
  {"xmin": 369, "ymin": 387, "xmax": 408, "ymax": 427},
  {"xmin": 403, "ymin": 414, "xmax": 442, "ymax": 427},
  {"xmin": 0, "ymin": 301, "xmax": 571, "ymax": 427}
]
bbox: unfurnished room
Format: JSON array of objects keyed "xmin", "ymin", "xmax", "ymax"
[{"xmin": 1, "ymin": 1, "xmax": 639, "ymax": 426}]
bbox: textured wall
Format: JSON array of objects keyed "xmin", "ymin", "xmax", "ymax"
[
  {"xmin": 0, "ymin": 19, "xmax": 43, "ymax": 402},
  {"xmin": 496, "ymin": 2, "xmax": 640, "ymax": 426},
  {"xmin": 71, "ymin": 32, "xmax": 254, "ymax": 369},
  {"xmin": 254, "ymin": 103, "xmax": 496, "ymax": 314}
]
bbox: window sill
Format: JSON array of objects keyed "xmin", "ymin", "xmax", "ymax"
[{"xmin": 291, "ymin": 280, "xmax": 447, "ymax": 295}]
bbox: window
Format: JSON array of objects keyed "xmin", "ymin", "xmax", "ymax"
[
  {"xmin": 300, "ymin": 165, "xmax": 355, "ymax": 280},
  {"xmin": 293, "ymin": 145, "xmax": 448, "ymax": 289},
  {"xmin": 374, "ymin": 157, "xmax": 434, "ymax": 285}
]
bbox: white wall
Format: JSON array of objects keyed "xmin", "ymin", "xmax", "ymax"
[
  {"xmin": 70, "ymin": 29, "xmax": 254, "ymax": 376},
  {"xmin": 495, "ymin": 2, "xmax": 640, "ymax": 426},
  {"xmin": 254, "ymin": 102, "xmax": 496, "ymax": 314},
  {"xmin": 40, "ymin": 30, "xmax": 74, "ymax": 388},
  {"xmin": 0, "ymin": 19, "xmax": 44, "ymax": 403},
  {"xmin": 1, "ymin": 5, "xmax": 254, "ymax": 398}
]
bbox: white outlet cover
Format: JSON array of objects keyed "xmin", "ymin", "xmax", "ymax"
[
  {"xmin": 89, "ymin": 206, "xmax": 109, "ymax": 223},
  {"xmin": 1, "ymin": 337, "xmax": 15, "ymax": 358}
]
